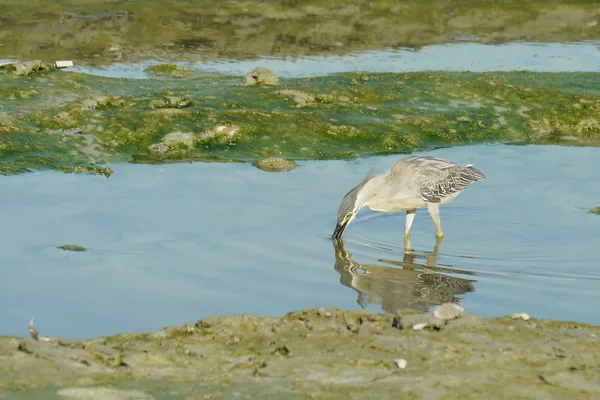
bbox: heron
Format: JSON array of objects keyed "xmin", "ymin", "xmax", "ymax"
[{"xmin": 332, "ymin": 156, "xmax": 485, "ymax": 239}]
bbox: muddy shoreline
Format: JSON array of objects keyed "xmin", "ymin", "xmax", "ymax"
[{"xmin": 1, "ymin": 307, "xmax": 599, "ymax": 398}]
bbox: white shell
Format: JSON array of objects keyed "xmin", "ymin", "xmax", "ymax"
[{"xmin": 394, "ymin": 358, "xmax": 407, "ymax": 369}]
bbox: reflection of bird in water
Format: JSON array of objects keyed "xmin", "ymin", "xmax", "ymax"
[{"xmin": 333, "ymin": 237, "xmax": 476, "ymax": 314}]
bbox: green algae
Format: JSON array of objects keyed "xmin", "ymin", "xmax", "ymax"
[
  {"xmin": 57, "ymin": 245, "xmax": 87, "ymax": 252},
  {"xmin": 2, "ymin": 308, "xmax": 600, "ymax": 398},
  {"xmin": 144, "ymin": 64, "xmax": 191, "ymax": 79},
  {"xmin": 1, "ymin": 0, "xmax": 600, "ymax": 65},
  {"xmin": 1, "ymin": 69, "xmax": 600, "ymax": 175}
]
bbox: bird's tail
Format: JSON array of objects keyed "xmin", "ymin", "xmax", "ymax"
[{"xmin": 463, "ymin": 164, "xmax": 486, "ymax": 181}]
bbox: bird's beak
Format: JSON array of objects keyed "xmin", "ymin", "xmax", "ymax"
[{"xmin": 332, "ymin": 221, "xmax": 348, "ymax": 240}]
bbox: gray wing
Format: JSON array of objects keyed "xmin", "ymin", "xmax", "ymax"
[{"xmin": 396, "ymin": 156, "xmax": 485, "ymax": 203}]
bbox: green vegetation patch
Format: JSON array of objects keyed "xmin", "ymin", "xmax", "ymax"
[{"xmin": 1, "ymin": 68, "xmax": 600, "ymax": 175}]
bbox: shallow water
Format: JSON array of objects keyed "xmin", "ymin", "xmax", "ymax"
[
  {"xmin": 56, "ymin": 41, "xmax": 600, "ymax": 79},
  {"xmin": 0, "ymin": 144, "xmax": 599, "ymax": 339}
]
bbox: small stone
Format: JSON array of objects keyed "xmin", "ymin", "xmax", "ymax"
[
  {"xmin": 433, "ymin": 303, "xmax": 464, "ymax": 321},
  {"xmin": 394, "ymin": 358, "xmax": 407, "ymax": 369},
  {"xmin": 413, "ymin": 323, "xmax": 428, "ymax": 331},
  {"xmin": 512, "ymin": 313, "xmax": 530, "ymax": 321},
  {"xmin": 148, "ymin": 143, "xmax": 171, "ymax": 154},
  {"xmin": 243, "ymin": 67, "xmax": 279, "ymax": 86},
  {"xmin": 255, "ymin": 157, "xmax": 297, "ymax": 172},
  {"xmin": 318, "ymin": 308, "xmax": 332, "ymax": 318}
]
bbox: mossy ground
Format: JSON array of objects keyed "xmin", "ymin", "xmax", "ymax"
[
  {"xmin": 1, "ymin": 308, "xmax": 599, "ymax": 398},
  {"xmin": 1, "ymin": 68, "xmax": 600, "ymax": 175}
]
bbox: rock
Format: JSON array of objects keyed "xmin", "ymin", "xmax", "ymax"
[
  {"xmin": 148, "ymin": 143, "xmax": 171, "ymax": 154},
  {"xmin": 255, "ymin": 157, "xmax": 297, "ymax": 172},
  {"xmin": 433, "ymin": 303, "xmax": 464, "ymax": 321},
  {"xmin": 81, "ymin": 99, "xmax": 99, "ymax": 109},
  {"xmin": 199, "ymin": 125, "xmax": 239, "ymax": 143},
  {"xmin": 0, "ymin": 60, "xmax": 50, "ymax": 76},
  {"xmin": 394, "ymin": 358, "xmax": 407, "ymax": 369},
  {"xmin": 276, "ymin": 90, "xmax": 316, "ymax": 107},
  {"xmin": 57, "ymin": 387, "xmax": 154, "ymax": 399},
  {"xmin": 412, "ymin": 323, "xmax": 428, "ymax": 331},
  {"xmin": 150, "ymin": 96, "xmax": 192, "ymax": 109},
  {"xmin": 512, "ymin": 313, "xmax": 530, "ymax": 321},
  {"xmin": 162, "ymin": 131, "xmax": 195, "ymax": 148},
  {"xmin": 318, "ymin": 308, "xmax": 332, "ymax": 318},
  {"xmin": 243, "ymin": 67, "xmax": 279, "ymax": 86},
  {"xmin": 591, "ymin": 206, "xmax": 600, "ymax": 215}
]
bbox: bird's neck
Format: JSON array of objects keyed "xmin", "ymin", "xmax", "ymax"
[{"xmin": 357, "ymin": 174, "xmax": 383, "ymax": 209}]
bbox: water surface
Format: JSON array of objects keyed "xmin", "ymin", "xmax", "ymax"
[
  {"xmin": 61, "ymin": 41, "xmax": 600, "ymax": 79},
  {"xmin": 0, "ymin": 144, "xmax": 599, "ymax": 339}
]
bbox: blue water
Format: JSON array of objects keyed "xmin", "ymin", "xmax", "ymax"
[
  {"xmin": 0, "ymin": 144, "xmax": 599, "ymax": 339},
  {"xmin": 61, "ymin": 41, "xmax": 600, "ymax": 79}
]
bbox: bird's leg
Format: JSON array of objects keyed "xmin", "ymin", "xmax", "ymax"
[
  {"xmin": 404, "ymin": 209, "xmax": 417, "ymax": 239},
  {"xmin": 426, "ymin": 203, "xmax": 443, "ymax": 238}
]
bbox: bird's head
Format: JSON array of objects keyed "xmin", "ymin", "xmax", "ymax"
[{"xmin": 332, "ymin": 167, "xmax": 376, "ymax": 240}]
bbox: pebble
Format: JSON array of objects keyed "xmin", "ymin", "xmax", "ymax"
[
  {"xmin": 394, "ymin": 358, "xmax": 407, "ymax": 369},
  {"xmin": 432, "ymin": 303, "xmax": 464, "ymax": 321},
  {"xmin": 512, "ymin": 313, "xmax": 530, "ymax": 321},
  {"xmin": 413, "ymin": 323, "xmax": 428, "ymax": 331}
]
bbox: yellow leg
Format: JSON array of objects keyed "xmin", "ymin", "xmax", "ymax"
[{"xmin": 427, "ymin": 203, "xmax": 444, "ymax": 238}]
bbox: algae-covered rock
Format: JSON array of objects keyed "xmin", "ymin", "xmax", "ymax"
[
  {"xmin": 58, "ymin": 244, "xmax": 86, "ymax": 252},
  {"xmin": 254, "ymin": 157, "xmax": 297, "ymax": 172},
  {"xmin": 243, "ymin": 67, "xmax": 279, "ymax": 86},
  {"xmin": 591, "ymin": 206, "xmax": 600, "ymax": 214},
  {"xmin": 150, "ymin": 96, "xmax": 192, "ymax": 109},
  {"xmin": 144, "ymin": 64, "xmax": 191, "ymax": 78},
  {"xmin": 148, "ymin": 131, "xmax": 200, "ymax": 157},
  {"xmin": 198, "ymin": 124, "xmax": 239, "ymax": 143},
  {"xmin": 276, "ymin": 89, "xmax": 315, "ymax": 107},
  {"xmin": 0, "ymin": 60, "xmax": 50, "ymax": 76},
  {"xmin": 163, "ymin": 131, "xmax": 196, "ymax": 148}
]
